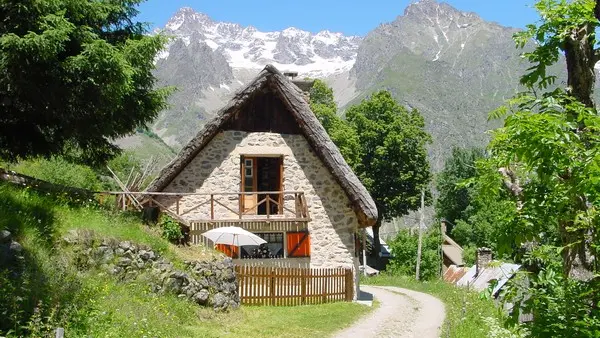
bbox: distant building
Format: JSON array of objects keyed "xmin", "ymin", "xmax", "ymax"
[
  {"xmin": 441, "ymin": 220, "xmax": 464, "ymax": 273},
  {"xmin": 455, "ymin": 248, "xmax": 521, "ymax": 298}
]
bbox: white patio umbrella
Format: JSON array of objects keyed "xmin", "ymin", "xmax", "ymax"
[{"xmin": 201, "ymin": 226, "xmax": 266, "ymax": 247}]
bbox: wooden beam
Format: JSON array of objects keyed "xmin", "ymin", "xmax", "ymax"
[
  {"xmin": 90, "ymin": 190, "xmax": 305, "ymax": 196},
  {"xmin": 210, "ymin": 194, "xmax": 214, "ymax": 220}
]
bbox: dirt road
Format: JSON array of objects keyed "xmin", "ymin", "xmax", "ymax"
[{"xmin": 333, "ymin": 285, "xmax": 445, "ymax": 338}]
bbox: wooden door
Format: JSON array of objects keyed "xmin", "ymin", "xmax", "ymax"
[
  {"xmin": 256, "ymin": 156, "xmax": 284, "ymax": 215},
  {"xmin": 241, "ymin": 156, "xmax": 257, "ymax": 214}
]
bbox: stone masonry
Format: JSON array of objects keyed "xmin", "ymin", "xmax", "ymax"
[
  {"xmin": 63, "ymin": 230, "xmax": 239, "ymax": 311},
  {"xmin": 158, "ymin": 131, "xmax": 358, "ymax": 272}
]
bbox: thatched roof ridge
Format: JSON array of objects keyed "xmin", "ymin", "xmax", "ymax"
[{"xmin": 147, "ymin": 64, "xmax": 377, "ymax": 227}]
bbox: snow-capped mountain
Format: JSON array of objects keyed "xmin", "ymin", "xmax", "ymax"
[
  {"xmin": 151, "ymin": 7, "xmax": 362, "ymax": 147},
  {"xmin": 158, "ymin": 7, "xmax": 361, "ymax": 78},
  {"xmin": 150, "ymin": 1, "xmax": 532, "ymax": 175}
]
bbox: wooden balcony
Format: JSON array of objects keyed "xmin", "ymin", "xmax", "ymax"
[
  {"xmin": 98, "ymin": 191, "xmax": 311, "ymax": 242},
  {"xmin": 143, "ymin": 191, "xmax": 309, "ymax": 221}
]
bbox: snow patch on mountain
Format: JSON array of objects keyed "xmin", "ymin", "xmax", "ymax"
[{"xmin": 159, "ymin": 7, "xmax": 361, "ymax": 78}]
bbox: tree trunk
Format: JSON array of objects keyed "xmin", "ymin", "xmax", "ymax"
[
  {"xmin": 371, "ymin": 218, "xmax": 382, "ymax": 265},
  {"xmin": 558, "ymin": 2, "xmax": 600, "ymax": 277},
  {"xmin": 564, "ymin": 23, "xmax": 596, "ymax": 108}
]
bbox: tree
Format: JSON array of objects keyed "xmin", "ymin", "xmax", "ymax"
[
  {"xmin": 488, "ymin": 91, "xmax": 600, "ymax": 335},
  {"xmin": 515, "ymin": 0, "xmax": 600, "ymax": 107},
  {"xmin": 388, "ymin": 228, "xmax": 441, "ymax": 281},
  {"xmin": 495, "ymin": 0, "xmax": 600, "ymax": 278},
  {"xmin": 346, "ymin": 91, "xmax": 432, "ymax": 257},
  {"xmin": 451, "ymin": 196, "xmax": 517, "ymax": 258},
  {"xmin": 434, "ymin": 147, "xmax": 484, "ymax": 228},
  {"xmin": 309, "ymin": 80, "xmax": 361, "ymax": 168},
  {"xmin": 0, "ymin": 0, "xmax": 169, "ymax": 165},
  {"xmin": 434, "ymin": 147, "xmax": 518, "ymax": 257},
  {"xmin": 481, "ymin": 0, "xmax": 600, "ymax": 333}
]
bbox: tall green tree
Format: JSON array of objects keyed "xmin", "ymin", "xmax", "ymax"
[
  {"xmin": 0, "ymin": 0, "xmax": 169, "ymax": 165},
  {"xmin": 494, "ymin": 0, "xmax": 600, "ymax": 278},
  {"xmin": 481, "ymin": 0, "xmax": 600, "ymax": 334},
  {"xmin": 515, "ymin": 0, "xmax": 600, "ymax": 107},
  {"xmin": 346, "ymin": 91, "xmax": 432, "ymax": 256},
  {"xmin": 434, "ymin": 147, "xmax": 484, "ymax": 227},
  {"xmin": 309, "ymin": 80, "xmax": 361, "ymax": 168}
]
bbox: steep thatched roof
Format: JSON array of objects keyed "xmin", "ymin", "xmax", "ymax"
[{"xmin": 146, "ymin": 65, "xmax": 377, "ymax": 227}]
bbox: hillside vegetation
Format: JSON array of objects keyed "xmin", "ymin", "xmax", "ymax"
[
  {"xmin": 0, "ymin": 183, "xmax": 370, "ymax": 337},
  {"xmin": 364, "ymin": 274, "xmax": 519, "ymax": 338}
]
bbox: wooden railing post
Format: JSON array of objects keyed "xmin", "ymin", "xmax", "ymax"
[
  {"xmin": 238, "ymin": 192, "xmax": 243, "ymax": 219},
  {"xmin": 294, "ymin": 193, "xmax": 300, "ymax": 218},
  {"xmin": 301, "ymin": 193, "xmax": 309, "ymax": 219},
  {"xmin": 175, "ymin": 196, "xmax": 180, "ymax": 215},
  {"xmin": 266, "ymin": 196, "xmax": 270, "ymax": 219},
  {"xmin": 210, "ymin": 194, "xmax": 214, "ymax": 220}
]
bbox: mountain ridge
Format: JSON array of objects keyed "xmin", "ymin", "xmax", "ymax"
[
  {"xmin": 160, "ymin": 7, "xmax": 362, "ymax": 77},
  {"xmin": 147, "ymin": 1, "xmax": 532, "ymax": 175}
]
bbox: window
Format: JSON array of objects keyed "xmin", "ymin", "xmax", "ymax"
[
  {"xmin": 238, "ymin": 231, "xmax": 311, "ymax": 259},
  {"xmin": 244, "ymin": 159, "xmax": 253, "ymax": 177},
  {"xmin": 286, "ymin": 232, "xmax": 310, "ymax": 257},
  {"xmin": 243, "ymin": 158, "xmax": 254, "ymax": 193},
  {"xmin": 241, "ymin": 232, "xmax": 284, "ymax": 258}
]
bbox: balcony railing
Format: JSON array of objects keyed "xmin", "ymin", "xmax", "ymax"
[{"xmin": 101, "ymin": 191, "xmax": 311, "ymax": 223}]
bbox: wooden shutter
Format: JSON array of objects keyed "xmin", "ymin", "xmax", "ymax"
[
  {"xmin": 215, "ymin": 244, "xmax": 239, "ymax": 258},
  {"xmin": 287, "ymin": 232, "xmax": 310, "ymax": 257}
]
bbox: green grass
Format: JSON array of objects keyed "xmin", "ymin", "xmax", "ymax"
[
  {"xmin": 0, "ymin": 182, "xmax": 371, "ymax": 337},
  {"xmin": 55, "ymin": 274, "xmax": 371, "ymax": 338},
  {"xmin": 363, "ymin": 273, "xmax": 504, "ymax": 338}
]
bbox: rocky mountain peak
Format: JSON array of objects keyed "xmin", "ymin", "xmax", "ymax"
[
  {"xmin": 166, "ymin": 7, "xmax": 213, "ymax": 32},
  {"xmin": 403, "ymin": 0, "xmax": 481, "ymax": 25},
  {"xmin": 158, "ymin": 8, "xmax": 362, "ymax": 78}
]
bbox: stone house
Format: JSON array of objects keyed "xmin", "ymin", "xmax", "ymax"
[{"xmin": 146, "ymin": 65, "xmax": 377, "ymax": 293}]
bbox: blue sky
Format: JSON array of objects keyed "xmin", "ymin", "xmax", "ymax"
[{"xmin": 136, "ymin": 0, "xmax": 539, "ymax": 36}]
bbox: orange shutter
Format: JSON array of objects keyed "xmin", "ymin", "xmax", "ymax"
[
  {"xmin": 215, "ymin": 244, "xmax": 239, "ymax": 258},
  {"xmin": 287, "ymin": 232, "xmax": 310, "ymax": 257}
]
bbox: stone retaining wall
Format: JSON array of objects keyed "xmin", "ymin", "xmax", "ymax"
[{"xmin": 64, "ymin": 230, "xmax": 239, "ymax": 311}]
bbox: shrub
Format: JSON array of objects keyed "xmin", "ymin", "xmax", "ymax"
[
  {"xmin": 10, "ymin": 157, "xmax": 101, "ymax": 191},
  {"xmin": 159, "ymin": 215, "xmax": 183, "ymax": 243},
  {"xmin": 387, "ymin": 228, "xmax": 442, "ymax": 280},
  {"xmin": 504, "ymin": 246, "xmax": 600, "ymax": 337}
]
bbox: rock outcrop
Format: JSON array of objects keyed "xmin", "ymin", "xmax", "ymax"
[
  {"xmin": 0, "ymin": 230, "xmax": 23, "ymax": 270},
  {"xmin": 63, "ymin": 230, "xmax": 239, "ymax": 311}
]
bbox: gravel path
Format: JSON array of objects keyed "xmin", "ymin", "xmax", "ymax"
[{"xmin": 333, "ymin": 285, "xmax": 445, "ymax": 338}]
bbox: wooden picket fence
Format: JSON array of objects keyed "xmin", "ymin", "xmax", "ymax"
[{"xmin": 234, "ymin": 265, "xmax": 353, "ymax": 306}]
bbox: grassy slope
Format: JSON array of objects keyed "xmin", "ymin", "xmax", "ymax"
[
  {"xmin": 0, "ymin": 183, "xmax": 370, "ymax": 337},
  {"xmin": 115, "ymin": 131, "xmax": 178, "ymax": 171},
  {"xmin": 363, "ymin": 274, "xmax": 503, "ymax": 338}
]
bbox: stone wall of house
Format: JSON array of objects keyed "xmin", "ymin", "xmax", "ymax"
[{"xmin": 158, "ymin": 131, "xmax": 358, "ymax": 273}]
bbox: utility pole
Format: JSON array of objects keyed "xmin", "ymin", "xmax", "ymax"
[{"xmin": 415, "ymin": 189, "xmax": 425, "ymax": 281}]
